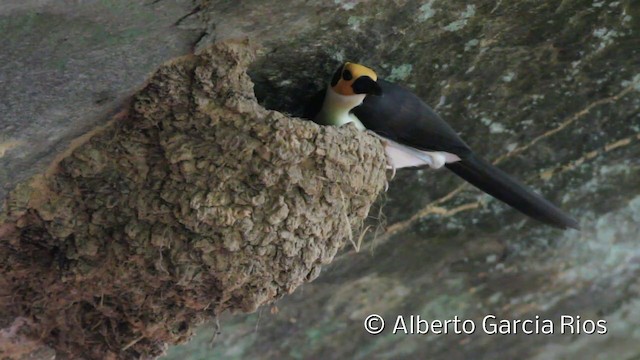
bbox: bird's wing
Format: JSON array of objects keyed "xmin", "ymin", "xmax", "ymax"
[{"xmin": 352, "ymin": 79, "xmax": 472, "ymax": 157}]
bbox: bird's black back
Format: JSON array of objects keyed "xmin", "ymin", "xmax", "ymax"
[{"xmin": 352, "ymin": 79, "xmax": 472, "ymax": 157}]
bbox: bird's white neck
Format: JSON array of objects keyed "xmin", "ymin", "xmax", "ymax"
[{"xmin": 315, "ymin": 88, "xmax": 366, "ymax": 130}]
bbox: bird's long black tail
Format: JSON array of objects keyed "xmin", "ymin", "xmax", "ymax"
[{"xmin": 445, "ymin": 154, "xmax": 579, "ymax": 229}]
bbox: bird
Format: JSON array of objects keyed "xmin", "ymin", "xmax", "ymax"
[{"xmin": 305, "ymin": 61, "xmax": 579, "ymax": 230}]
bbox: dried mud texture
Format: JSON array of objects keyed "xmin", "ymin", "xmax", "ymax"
[{"xmin": 0, "ymin": 39, "xmax": 387, "ymax": 359}]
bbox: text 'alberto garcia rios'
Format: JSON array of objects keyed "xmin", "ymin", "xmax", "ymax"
[{"xmin": 363, "ymin": 314, "xmax": 608, "ymax": 335}]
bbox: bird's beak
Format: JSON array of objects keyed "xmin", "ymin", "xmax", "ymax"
[{"xmin": 352, "ymin": 76, "xmax": 382, "ymax": 96}]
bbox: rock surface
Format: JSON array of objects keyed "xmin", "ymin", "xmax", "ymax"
[{"xmin": 0, "ymin": 0, "xmax": 200, "ymax": 200}]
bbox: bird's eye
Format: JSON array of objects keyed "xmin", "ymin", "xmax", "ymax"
[{"xmin": 342, "ymin": 69, "xmax": 353, "ymax": 81}]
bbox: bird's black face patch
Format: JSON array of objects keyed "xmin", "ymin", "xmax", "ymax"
[
  {"xmin": 342, "ymin": 69, "xmax": 353, "ymax": 81},
  {"xmin": 352, "ymin": 76, "xmax": 382, "ymax": 95},
  {"xmin": 330, "ymin": 64, "xmax": 344, "ymax": 87}
]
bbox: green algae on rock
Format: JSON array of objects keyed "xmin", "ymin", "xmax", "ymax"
[{"xmin": 0, "ymin": 39, "xmax": 387, "ymax": 359}]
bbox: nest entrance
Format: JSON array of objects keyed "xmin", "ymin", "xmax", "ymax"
[{"xmin": 247, "ymin": 48, "xmax": 340, "ymax": 119}]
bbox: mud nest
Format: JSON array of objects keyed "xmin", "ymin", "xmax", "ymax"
[{"xmin": 0, "ymin": 39, "xmax": 387, "ymax": 359}]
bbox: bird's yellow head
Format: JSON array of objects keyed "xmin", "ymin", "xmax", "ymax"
[{"xmin": 330, "ymin": 62, "xmax": 382, "ymax": 96}]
